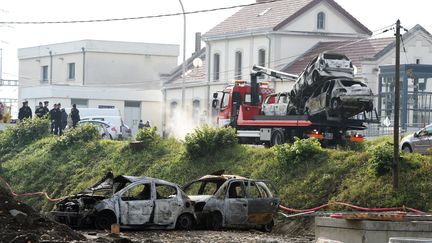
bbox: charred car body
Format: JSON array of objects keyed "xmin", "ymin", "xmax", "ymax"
[
  {"xmin": 290, "ymin": 53, "xmax": 354, "ymax": 112},
  {"xmin": 183, "ymin": 172, "xmax": 279, "ymax": 232},
  {"xmin": 51, "ymin": 171, "xmax": 195, "ymax": 230},
  {"xmin": 304, "ymin": 79, "xmax": 373, "ymax": 118}
]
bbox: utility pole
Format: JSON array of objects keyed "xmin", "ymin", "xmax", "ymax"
[
  {"xmin": 393, "ymin": 20, "xmax": 401, "ymax": 190},
  {"xmin": 178, "ymin": 0, "xmax": 186, "ymax": 109}
]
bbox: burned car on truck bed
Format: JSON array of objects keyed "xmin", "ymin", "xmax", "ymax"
[
  {"xmin": 183, "ymin": 171, "xmax": 279, "ymax": 232},
  {"xmin": 51, "ymin": 171, "xmax": 195, "ymax": 230}
]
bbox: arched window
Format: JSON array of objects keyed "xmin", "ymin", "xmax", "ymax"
[
  {"xmin": 317, "ymin": 12, "xmax": 325, "ymax": 30},
  {"xmin": 213, "ymin": 53, "xmax": 220, "ymax": 81},
  {"xmin": 235, "ymin": 51, "xmax": 242, "ymax": 80},
  {"xmin": 192, "ymin": 99, "xmax": 200, "ymax": 122},
  {"xmin": 258, "ymin": 49, "xmax": 266, "ymax": 67},
  {"xmin": 170, "ymin": 101, "xmax": 178, "ymax": 118}
]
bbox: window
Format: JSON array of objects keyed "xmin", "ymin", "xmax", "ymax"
[
  {"xmin": 121, "ymin": 183, "xmax": 152, "ymax": 201},
  {"xmin": 258, "ymin": 49, "xmax": 266, "ymax": 67},
  {"xmin": 317, "ymin": 12, "xmax": 325, "ymax": 29},
  {"xmin": 155, "ymin": 184, "xmax": 177, "ymax": 200},
  {"xmin": 192, "ymin": 99, "xmax": 200, "ymax": 122},
  {"xmin": 248, "ymin": 182, "xmax": 262, "ymax": 198},
  {"xmin": 221, "ymin": 92, "xmax": 230, "ymax": 109},
  {"xmin": 235, "ymin": 51, "xmax": 242, "ymax": 80},
  {"xmin": 68, "ymin": 63, "xmax": 75, "ymax": 80},
  {"xmin": 41, "ymin": 66, "xmax": 48, "ymax": 82},
  {"xmin": 228, "ymin": 181, "xmax": 246, "ymax": 198},
  {"xmin": 71, "ymin": 98, "xmax": 88, "ymax": 108},
  {"xmin": 213, "ymin": 53, "xmax": 220, "ymax": 81},
  {"xmin": 170, "ymin": 101, "xmax": 178, "ymax": 118}
]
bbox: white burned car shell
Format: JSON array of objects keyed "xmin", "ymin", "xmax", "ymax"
[{"xmin": 51, "ymin": 172, "xmax": 195, "ymax": 230}]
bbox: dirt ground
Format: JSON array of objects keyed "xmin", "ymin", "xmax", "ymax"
[{"xmin": 0, "ymin": 185, "xmax": 86, "ymax": 243}]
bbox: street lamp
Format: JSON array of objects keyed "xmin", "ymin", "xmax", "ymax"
[{"xmin": 178, "ymin": 0, "xmax": 186, "ymax": 109}]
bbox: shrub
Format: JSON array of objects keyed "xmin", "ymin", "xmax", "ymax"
[
  {"xmin": 0, "ymin": 118, "xmax": 50, "ymax": 157},
  {"xmin": 184, "ymin": 126, "xmax": 237, "ymax": 159},
  {"xmin": 368, "ymin": 142, "xmax": 395, "ymax": 176},
  {"xmin": 54, "ymin": 124, "xmax": 98, "ymax": 149},
  {"xmin": 273, "ymin": 137, "xmax": 324, "ymax": 169},
  {"xmin": 136, "ymin": 127, "xmax": 159, "ymax": 143}
]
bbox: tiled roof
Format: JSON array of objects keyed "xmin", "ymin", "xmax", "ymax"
[
  {"xmin": 281, "ymin": 37, "xmax": 394, "ymax": 74},
  {"xmin": 204, "ymin": 0, "xmax": 371, "ymax": 37}
]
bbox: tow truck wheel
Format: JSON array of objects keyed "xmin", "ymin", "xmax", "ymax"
[
  {"xmin": 271, "ymin": 130, "xmax": 285, "ymax": 146},
  {"xmin": 176, "ymin": 213, "xmax": 194, "ymax": 230}
]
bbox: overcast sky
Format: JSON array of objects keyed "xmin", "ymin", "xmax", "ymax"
[{"xmin": 0, "ymin": 0, "xmax": 431, "ymax": 80}]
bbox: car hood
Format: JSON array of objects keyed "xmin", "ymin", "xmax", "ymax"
[{"xmin": 188, "ymin": 195, "xmax": 213, "ymax": 203}]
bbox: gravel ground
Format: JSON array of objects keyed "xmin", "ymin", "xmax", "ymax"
[{"xmin": 81, "ymin": 229, "xmax": 315, "ymax": 243}]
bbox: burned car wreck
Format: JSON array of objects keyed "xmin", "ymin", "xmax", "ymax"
[
  {"xmin": 183, "ymin": 171, "xmax": 280, "ymax": 232},
  {"xmin": 51, "ymin": 171, "xmax": 195, "ymax": 230}
]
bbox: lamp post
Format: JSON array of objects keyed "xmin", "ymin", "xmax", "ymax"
[{"xmin": 178, "ymin": 0, "xmax": 186, "ymax": 109}]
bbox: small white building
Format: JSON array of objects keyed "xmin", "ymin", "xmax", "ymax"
[{"xmin": 18, "ymin": 39, "xmax": 179, "ymax": 134}]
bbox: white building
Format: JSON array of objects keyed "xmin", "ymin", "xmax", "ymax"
[
  {"xmin": 163, "ymin": 0, "xmax": 432, "ymax": 135},
  {"xmin": 18, "ymin": 39, "xmax": 179, "ymax": 134}
]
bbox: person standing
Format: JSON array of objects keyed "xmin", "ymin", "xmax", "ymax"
[
  {"xmin": 144, "ymin": 121, "xmax": 151, "ymax": 128},
  {"xmin": 56, "ymin": 103, "xmax": 64, "ymax": 135},
  {"xmin": 70, "ymin": 104, "xmax": 80, "ymax": 128},
  {"xmin": 138, "ymin": 120, "xmax": 145, "ymax": 129},
  {"xmin": 49, "ymin": 103, "xmax": 59, "ymax": 134},
  {"xmin": 61, "ymin": 108, "xmax": 68, "ymax": 131},
  {"xmin": 42, "ymin": 101, "xmax": 50, "ymax": 117},
  {"xmin": 35, "ymin": 102, "xmax": 45, "ymax": 118},
  {"xmin": 18, "ymin": 101, "xmax": 32, "ymax": 121}
]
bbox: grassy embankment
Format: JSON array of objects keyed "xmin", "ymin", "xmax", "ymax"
[{"xmin": 0, "ymin": 118, "xmax": 431, "ymax": 212}]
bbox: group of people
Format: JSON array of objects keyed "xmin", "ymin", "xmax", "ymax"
[{"xmin": 19, "ymin": 100, "xmax": 81, "ymax": 135}]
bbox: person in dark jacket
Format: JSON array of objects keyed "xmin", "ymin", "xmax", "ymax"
[
  {"xmin": 61, "ymin": 108, "xmax": 68, "ymax": 131},
  {"xmin": 50, "ymin": 103, "xmax": 62, "ymax": 135},
  {"xmin": 18, "ymin": 101, "xmax": 32, "ymax": 121},
  {"xmin": 43, "ymin": 101, "xmax": 50, "ymax": 117},
  {"xmin": 70, "ymin": 104, "xmax": 80, "ymax": 128},
  {"xmin": 35, "ymin": 102, "xmax": 45, "ymax": 118}
]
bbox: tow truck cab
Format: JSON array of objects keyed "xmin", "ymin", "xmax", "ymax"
[{"xmin": 214, "ymin": 80, "xmax": 274, "ymax": 127}]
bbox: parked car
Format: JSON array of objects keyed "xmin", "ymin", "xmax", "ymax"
[
  {"xmin": 51, "ymin": 171, "xmax": 196, "ymax": 230},
  {"xmin": 80, "ymin": 116, "xmax": 126, "ymax": 139},
  {"xmin": 304, "ymin": 79, "xmax": 373, "ymax": 118},
  {"xmin": 401, "ymin": 124, "xmax": 432, "ymax": 154},
  {"xmin": 78, "ymin": 120, "xmax": 114, "ymax": 139},
  {"xmin": 183, "ymin": 171, "xmax": 279, "ymax": 232}
]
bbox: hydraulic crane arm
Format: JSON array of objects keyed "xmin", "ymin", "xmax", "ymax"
[{"xmin": 252, "ymin": 65, "xmax": 298, "ymax": 81}]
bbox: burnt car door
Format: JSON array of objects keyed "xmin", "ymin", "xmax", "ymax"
[
  {"xmin": 118, "ymin": 182, "xmax": 153, "ymax": 225},
  {"xmin": 223, "ymin": 180, "xmax": 248, "ymax": 226},
  {"xmin": 245, "ymin": 181, "xmax": 279, "ymax": 225},
  {"xmin": 154, "ymin": 183, "xmax": 181, "ymax": 225}
]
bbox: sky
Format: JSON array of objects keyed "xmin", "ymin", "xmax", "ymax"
[{"xmin": 0, "ymin": 0, "xmax": 431, "ymax": 81}]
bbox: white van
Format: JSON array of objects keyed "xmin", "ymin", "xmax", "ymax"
[{"xmin": 80, "ymin": 116, "xmax": 132, "ymax": 139}]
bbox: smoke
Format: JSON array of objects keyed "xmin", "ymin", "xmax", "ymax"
[{"xmin": 165, "ymin": 108, "xmax": 212, "ymax": 140}]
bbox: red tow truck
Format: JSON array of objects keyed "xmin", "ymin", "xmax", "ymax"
[{"xmin": 212, "ymin": 66, "xmax": 375, "ymax": 146}]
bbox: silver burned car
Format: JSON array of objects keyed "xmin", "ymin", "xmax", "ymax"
[
  {"xmin": 51, "ymin": 171, "xmax": 196, "ymax": 230},
  {"xmin": 183, "ymin": 172, "xmax": 279, "ymax": 232},
  {"xmin": 401, "ymin": 124, "xmax": 432, "ymax": 154},
  {"xmin": 304, "ymin": 79, "xmax": 373, "ymax": 118}
]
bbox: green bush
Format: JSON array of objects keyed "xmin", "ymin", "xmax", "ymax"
[
  {"xmin": 273, "ymin": 137, "xmax": 324, "ymax": 169},
  {"xmin": 368, "ymin": 142, "xmax": 395, "ymax": 176},
  {"xmin": 136, "ymin": 127, "xmax": 159, "ymax": 143},
  {"xmin": 0, "ymin": 118, "xmax": 50, "ymax": 158},
  {"xmin": 184, "ymin": 126, "xmax": 237, "ymax": 159},
  {"xmin": 54, "ymin": 124, "xmax": 98, "ymax": 149}
]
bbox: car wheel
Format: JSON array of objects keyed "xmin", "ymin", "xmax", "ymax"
[
  {"xmin": 271, "ymin": 130, "xmax": 285, "ymax": 146},
  {"xmin": 261, "ymin": 219, "xmax": 274, "ymax": 233},
  {"xmin": 94, "ymin": 211, "xmax": 116, "ymax": 230},
  {"xmin": 331, "ymin": 98, "xmax": 340, "ymax": 111},
  {"xmin": 176, "ymin": 213, "xmax": 194, "ymax": 230},
  {"xmin": 402, "ymin": 144, "xmax": 412, "ymax": 153},
  {"xmin": 209, "ymin": 212, "xmax": 223, "ymax": 230}
]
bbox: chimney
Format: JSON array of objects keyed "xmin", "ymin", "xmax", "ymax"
[{"xmin": 194, "ymin": 32, "xmax": 201, "ymax": 54}]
